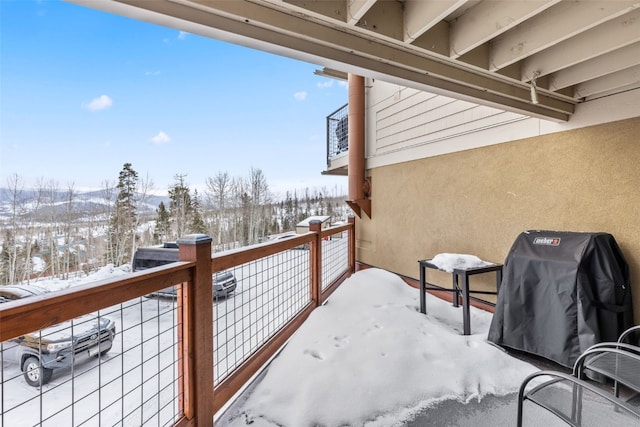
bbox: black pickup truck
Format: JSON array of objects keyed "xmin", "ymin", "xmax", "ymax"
[{"xmin": 133, "ymin": 243, "xmax": 237, "ymax": 299}]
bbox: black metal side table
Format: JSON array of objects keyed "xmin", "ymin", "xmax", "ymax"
[{"xmin": 418, "ymin": 259, "xmax": 503, "ymax": 335}]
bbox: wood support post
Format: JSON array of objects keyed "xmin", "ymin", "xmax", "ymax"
[
  {"xmin": 309, "ymin": 220, "xmax": 323, "ymax": 306},
  {"xmin": 178, "ymin": 234, "xmax": 214, "ymax": 426},
  {"xmin": 348, "ymin": 216, "xmax": 356, "ymax": 273}
]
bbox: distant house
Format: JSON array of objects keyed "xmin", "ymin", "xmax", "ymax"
[{"xmin": 296, "ymin": 216, "xmax": 331, "ymax": 234}]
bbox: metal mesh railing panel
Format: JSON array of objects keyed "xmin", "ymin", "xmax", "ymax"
[
  {"xmin": 327, "ymin": 103, "xmax": 348, "ymax": 162},
  {"xmin": 1, "ymin": 296, "xmax": 182, "ymax": 427},
  {"xmin": 321, "ymin": 230, "xmax": 349, "ymax": 291},
  {"xmin": 213, "ymin": 249, "xmax": 311, "ymax": 385}
]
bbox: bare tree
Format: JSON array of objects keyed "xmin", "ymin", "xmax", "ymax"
[
  {"xmin": 101, "ymin": 180, "xmax": 117, "ymax": 265},
  {"xmin": 83, "ymin": 191, "xmax": 103, "ymax": 274},
  {"xmin": 206, "ymin": 171, "xmax": 231, "ymax": 248},
  {"xmin": 59, "ymin": 182, "xmax": 77, "ymax": 279},
  {"xmin": 130, "ymin": 173, "xmax": 155, "ymax": 263},
  {"xmin": 15, "ymin": 177, "xmax": 47, "ymax": 283},
  {"xmin": 42, "ymin": 179, "xmax": 63, "ymax": 278},
  {"xmin": 1, "ymin": 174, "xmax": 27, "ymax": 285},
  {"xmin": 247, "ymin": 167, "xmax": 271, "ymax": 244},
  {"xmin": 230, "ymin": 176, "xmax": 247, "ymax": 246}
]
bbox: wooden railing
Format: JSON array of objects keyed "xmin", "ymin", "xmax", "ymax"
[{"xmin": 0, "ymin": 217, "xmax": 355, "ymax": 427}]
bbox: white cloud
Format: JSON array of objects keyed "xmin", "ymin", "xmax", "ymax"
[
  {"xmin": 145, "ymin": 70, "xmax": 160, "ymax": 76},
  {"xmin": 293, "ymin": 91, "xmax": 307, "ymax": 101},
  {"xmin": 150, "ymin": 131, "xmax": 171, "ymax": 144},
  {"xmin": 178, "ymin": 31, "xmax": 188, "ymax": 40},
  {"xmin": 338, "ymin": 81, "xmax": 348, "ymax": 89},
  {"xmin": 82, "ymin": 95, "xmax": 113, "ymax": 112},
  {"xmin": 317, "ymin": 80, "xmax": 334, "ymax": 89}
]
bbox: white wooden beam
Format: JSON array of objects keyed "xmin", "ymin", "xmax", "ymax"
[
  {"xmin": 450, "ymin": 0, "xmax": 559, "ymax": 58},
  {"xmin": 522, "ymin": 8, "xmax": 640, "ymax": 81},
  {"xmin": 550, "ymin": 43, "xmax": 640, "ymax": 90},
  {"xmin": 403, "ymin": 0, "xmax": 466, "ymax": 43},
  {"xmin": 490, "ymin": 1, "xmax": 639, "ymax": 71},
  {"xmin": 347, "ymin": 0, "xmax": 377, "ymax": 25},
  {"xmin": 574, "ymin": 64, "xmax": 640, "ymax": 98}
]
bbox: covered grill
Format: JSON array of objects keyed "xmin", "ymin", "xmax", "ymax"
[{"xmin": 488, "ymin": 230, "xmax": 633, "ymax": 367}]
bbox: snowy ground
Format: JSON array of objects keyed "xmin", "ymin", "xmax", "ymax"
[{"xmin": 217, "ymin": 268, "xmax": 539, "ymax": 427}]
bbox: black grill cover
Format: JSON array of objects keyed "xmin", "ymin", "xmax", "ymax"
[{"xmin": 488, "ymin": 230, "xmax": 633, "ymax": 367}]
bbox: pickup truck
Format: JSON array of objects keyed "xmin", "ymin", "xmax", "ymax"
[
  {"xmin": 133, "ymin": 243, "xmax": 237, "ymax": 299},
  {"xmin": 0, "ymin": 285, "xmax": 116, "ymax": 387}
]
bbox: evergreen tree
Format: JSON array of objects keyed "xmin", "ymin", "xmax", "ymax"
[
  {"xmin": 154, "ymin": 201, "xmax": 171, "ymax": 244},
  {"xmin": 282, "ymin": 191, "xmax": 294, "ymax": 232},
  {"xmin": 168, "ymin": 174, "xmax": 192, "ymax": 239},
  {"xmin": 107, "ymin": 163, "xmax": 139, "ymax": 266},
  {"xmin": 190, "ymin": 190, "xmax": 208, "ymax": 234}
]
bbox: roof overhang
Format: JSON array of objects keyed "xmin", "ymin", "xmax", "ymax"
[{"xmin": 68, "ymin": 1, "xmax": 640, "ymax": 122}]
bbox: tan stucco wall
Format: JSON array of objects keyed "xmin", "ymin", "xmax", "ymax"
[{"xmin": 356, "ymin": 116, "xmax": 640, "ymax": 322}]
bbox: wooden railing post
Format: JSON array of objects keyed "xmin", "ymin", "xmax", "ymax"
[
  {"xmin": 348, "ymin": 216, "xmax": 356, "ymax": 273},
  {"xmin": 309, "ymin": 220, "xmax": 323, "ymax": 306},
  {"xmin": 177, "ymin": 234, "xmax": 214, "ymax": 426}
]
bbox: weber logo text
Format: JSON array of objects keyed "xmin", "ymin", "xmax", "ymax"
[{"xmin": 533, "ymin": 237, "xmax": 561, "ymax": 246}]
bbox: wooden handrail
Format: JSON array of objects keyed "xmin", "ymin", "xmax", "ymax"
[
  {"xmin": 0, "ymin": 262, "xmax": 194, "ymax": 342},
  {"xmin": 318, "ymin": 222, "xmax": 352, "ymax": 239},
  {"xmin": 211, "ymin": 233, "xmax": 314, "ymax": 271}
]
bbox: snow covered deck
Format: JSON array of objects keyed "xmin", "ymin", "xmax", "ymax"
[{"xmin": 216, "ymin": 268, "xmax": 538, "ymax": 426}]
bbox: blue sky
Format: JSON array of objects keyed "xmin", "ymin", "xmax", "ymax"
[{"xmin": 0, "ymin": 0, "xmax": 349, "ymax": 199}]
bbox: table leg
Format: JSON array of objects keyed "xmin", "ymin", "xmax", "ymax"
[
  {"xmin": 452, "ymin": 273, "xmax": 459, "ymax": 307},
  {"xmin": 420, "ymin": 265, "xmax": 426, "ymax": 314},
  {"xmin": 462, "ymin": 272, "xmax": 470, "ymax": 335}
]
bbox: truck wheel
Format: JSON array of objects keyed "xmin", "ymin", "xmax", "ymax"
[
  {"xmin": 22, "ymin": 356, "xmax": 53, "ymax": 387},
  {"xmin": 99, "ymin": 344, "xmax": 112, "ymax": 357}
]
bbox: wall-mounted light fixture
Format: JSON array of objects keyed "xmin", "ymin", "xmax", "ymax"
[{"xmin": 530, "ymin": 71, "xmax": 540, "ymax": 104}]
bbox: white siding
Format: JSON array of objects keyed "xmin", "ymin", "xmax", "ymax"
[{"xmin": 362, "ymin": 79, "xmax": 640, "ymax": 170}]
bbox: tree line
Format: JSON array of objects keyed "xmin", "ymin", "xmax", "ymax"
[{"xmin": 0, "ymin": 164, "xmax": 348, "ymax": 285}]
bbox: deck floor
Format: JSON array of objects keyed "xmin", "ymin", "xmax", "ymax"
[{"xmin": 215, "ymin": 348, "xmax": 640, "ymax": 427}]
